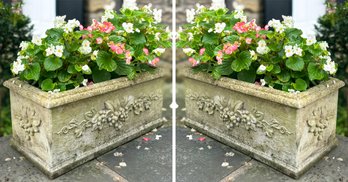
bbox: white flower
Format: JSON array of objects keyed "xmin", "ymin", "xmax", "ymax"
[
  {"xmin": 123, "ymin": 0, "xmax": 138, "ymax": 10},
  {"xmin": 155, "ymin": 32, "xmax": 161, "ymax": 41},
  {"xmin": 257, "ymin": 64, "xmax": 267, "ymax": 74},
  {"xmin": 188, "ymin": 33, "xmax": 194, "ymax": 41},
  {"xmin": 12, "ymin": 59, "xmax": 25, "ymax": 75},
  {"xmin": 323, "ymin": 61, "xmax": 337, "ymax": 74},
  {"xmin": 234, "ymin": 10, "xmax": 247, "ymax": 22},
  {"xmin": 210, "ymin": 0, "xmax": 226, "ymax": 10},
  {"xmin": 54, "ymin": 15, "xmax": 66, "ymax": 28},
  {"xmin": 320, "ymin": 55, "xmax": 332, "ymax": 62},
  {"xmin": 19, "ymin": 41, "xmax": 29, "ymax": 50},
  {"xmin": 82, "ymin": 64, "xmax": 91, "ymax": 73},
  {"xmin": 214, "ymin": 22, "xmax": 226, "ymax": 33},
  {"xmin": 82, "ymin": 79, "xmax": 88, "ymax": 86},
  {"xmin": 153, "ymin": 9, "xmax": 162, "ymax": 24},
  {"xmin": 183, "ymin": 48, "xmax": 195, "ymax": 56},
  {"xmin": 258, "ymin": 40, "xmax": 267, "ymax": 47},
  {"xmin": 260, "ymin": 79, "xmax": 266, "ymax": 86},
  {"xmin": 48, "ymin": 89, "xmax": 61, "ymax": 94},
  {"xmin": 284, "ymin": 45, "xmax": 294, "ymax": 57},
  {"xmin": 256, "ymin": 40, "xmax": 269, "ymax": 55},
  {"xmin": 54, "ymin": 45, "xmax": 64, "ymax": 57},
  {"xmin": 196, "ymin": 3, "xmax": 205, "ymax": 13},
  {"xmin": 32, "ymin": 35, "xmax": 42, "ymax": 46},
  {"xmin": 153, "ymin": 48, "xmax": 165, "ymax": 56},
  {"xmin": 249, "ymin": 50, "xmax": 257, "ymax": 60},
  {"xmin": 208, "ymin": 28, "xmax": 213, "ymax": 33},
  {"xmin": 319, "ymin": 41, "xmax": 329, "ymax": 51},
  {"xmin": 305, "ymin": 35, "xmax": 317, "ymax": 46},
  {"xmin": 79, "ymin": 40, "xmax": 92, "ymax": 55},
  {"xmin": 143, "ymin": 3, "xmax": 152, "ymax": 12},
  {"xmin": 122, "ymin": 22, "xmax": 134, "ymax": 33},
  {"xmin": 92, "ymin": 50, "xmax": 99, "ymax": 58},
  {"xmin": 288, "ymin": 89, "xmax": 300, "ymax": 94},
  {"xmin": 186, "ymin": 9, "xmax": 196, "ymax": 23},
  {"xmin": 45, "ymin": 45, "xmax": 55, "ymax": 56},
  {"xmin": 101, "ymin": 9, "xmax": 114, "ymax": 22},
  {"xmin": 293, "ymin": 44, "xmax": 303, "ymax": 56},
  {"xmin": 135, "ymin": 28, "xmax": 140, "ymax": 33},
  {"xmin": 282, "ymin": 15, "xmax": 294, "ymax": 28},
  {"xmin": 233, "ymin": 1, "xmax": 245, "ymax": 11},
  {"xmin": 63, "ymin": 19, "xmax": 80, "ymax": 33},
  {"xmin": 268, "ymin": 19, "xmax": 285, "ymax": 33}
]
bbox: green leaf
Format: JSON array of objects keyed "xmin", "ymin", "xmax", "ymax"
[
  {"xmin": 202, "ymin": 33, "xmax": 219, "ymax": 45},
  {"xmin": 92, "ymin": 69, "xmax": 111, "ymax": 83},
  {"xmin": 109, "ymin": 35, "xmax": 125, "ymax": 43},
  {"xmin": 44, "ymin": 57, "xmax": 63, "ymax": 71},
  {"xmin": 58, "ymin": 71, "xmax": 71, "ymax": 82},
  {"xmin": 22, "ymin": 62, "xmax": 41, "ymax": 81},
  {"xmin": 223, "ymin": 35, "xmax": 239, "ymax": 43},
  {"xmin": 237, "ymin": 68, "xmax": 256, "ymax": 83},
  {"xmin": 277, "ymin": 70, "xmax": 290, "ymax": 82},
  {"xmin": 45, "ymin": 28, "xmax": 64, "ymax": 43},
  {"xmin": 285, "ymin": 57, "xmax": 304, "ymax": 71},
  {"xmin": 293, "ymin": 78, "xmax": 307, "ymax": 91},
  {"xmin": 129, "ymin": 33, "xmax": 146, "ymax": 45},
  {"xmin": 285, "ymin": 28, "xmax": 303, "ymax": 42},
  {"xmin": 96, "ymin": 51, "xmax": 117, "ymax": 72},
  {"xmin": 231, "ymin": 51, "xmax": 252, "ymax": 72},
  {"xmin": 67, "ymin": 64, "xmax": 78, "ymax": 74},
  {"xmin": 40, "ymin": 78, "xmax": 55, "ymax": 91},
  {"xmin": 215, "ymin": 59, "xmax": 233, "ymax": 76},
  {"xmin": 115, "ymin": 61, "xmax": 136, "ymax": 79},
  {"xmin": 307, "ymin": 62, "xmax": 325, "ymax": 81}
]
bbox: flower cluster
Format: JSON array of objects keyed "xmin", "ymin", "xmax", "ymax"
[
  {"xmin": 12, "ymin": 4, "xmax": 171, "ymax": 92},
  {"xmin": 178, "ymin": 5, "xmax": 336, "ymax": 92}
]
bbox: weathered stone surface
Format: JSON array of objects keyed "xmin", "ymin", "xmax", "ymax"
[
  {"xmin": 98, "ymin": 126, "xmax": 172, "ymax": 182},
  {"xmin": 180, "ymin": 65, "xmax": 345, "ymax": 178},
  {"xmin": 3, "ymin": 70, "xmax": 166, "ymax": 179},
  {"xmin": 177, "ymin": 127, "xmax": 251, "ymax": 182}
]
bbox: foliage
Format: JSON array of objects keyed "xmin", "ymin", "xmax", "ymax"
[
  {"xmin": 316, "ymin": 1, "xmax": 348, "ymax": 136},
  {"xmin": 178, "ymin": 5, "xmax": 336, "ymax": 93},
  {"xmin": 0, "ymin": 2, "xmax": 33, "ymax": 136},
  {"xmin": 12, "ymin": 4, "xmax": 171, "ymax": 92}
]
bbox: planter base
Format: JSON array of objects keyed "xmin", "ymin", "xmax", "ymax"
[
  {"xmin": 11, "ymin": 118, "xmax": 165, "ymax": 179},
  {"xmin": 183, "ymin": 117, "xmax": 337, "ymax": 179}
]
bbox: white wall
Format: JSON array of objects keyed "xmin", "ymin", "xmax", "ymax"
[
  {"xmin": 22, "ymin": 0, "xmax": 56, "ymax": 36},
  {"xmin": 292, "ymin": 0, "xmax": 326, "ymax": 35}
]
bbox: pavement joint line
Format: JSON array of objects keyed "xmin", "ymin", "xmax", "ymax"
[
  {"xmin": 95, "ymin": 159, "xmax": 128, "ymax": 182},
  {"xmin": 220, "ymin": 159, "xmax": 254, "ymax": 182}
]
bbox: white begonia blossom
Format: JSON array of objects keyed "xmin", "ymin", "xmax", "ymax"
[
  {"xmin": 45, "ymin": 45, "xmax": 55, "ymax": 56},
  {"xmin": 101, "ymin": 9, "xmax": 114, "ymax": 22},
  {"xmin": 82, "ymin": 64, "xmax": 91, "ymax": 73},
  {"xmin": 155, "ymin": 32, "xmax": 161, "ymax": 41},
  {"xmin": 323, "ymin": 60, "xmax": 337, "ymax": 74},
  {"xmin": 249, "ymin": 50, "xmax": 257, "ymax": 60},
  {"xmin": 143, "ymin": 3, "xmax": 152, "ymax": 12},
  {"xmin": 268, "ymin": 19, "xmax": 285, "ymax": 33},
  {"xmin": 196, "ymin": 3, "xmax": 205, "ymax": 13},
  {"xmin": 91, "ymin": 50, "xmax": 99, "ymax": 60},
  {"xmin": 208, "ymin": 28, "xmax": 213, "ymax": 33},
  {"xmin": 82, "ymin": 79, "xmax": 88, "ymax": 86},
  {"xmin": 293, "ymin": 44, "xmax": 303, "ymax": 56},
  {"xmin": 257, "ymin": 64, "xmax": 267, "ymax": 74},
  {"xmin": 19, "ymin": 41, "xmax": 29, "ymax": 51},
  {"xmin": 210, "ymin": 0, "xmax": 226, "ymax": 10},
  {"xmin": 48, "ymin": 89, "xmax": 61, "ymax": 94},
  {"xmin": 122, "ymin": 22, "xmax": 134, "ymax": 33},
  {"xmin": 304, "ymin": 34, "xmax": 317, "ymax": 46},
  {"xmin": 214, "ymin": 22, "xmax": 226, "ymax": 33},
  {"xmin": 32, "ymin": 35, "xmax": 42, "ymax": 46},
  {"xmin": 12, "ymin": 59, "xmax": 25, "ymax": 75},
  {"xmin": 284, "ymin": 45, "xmax": 294, "ymax": 57},
  {"xmin": 63, "ymin": 19, "xmax": 80, "ymax": 33},
  {"xmin": 319, "ymin": 41, "xmax": 329, "ymax": 51},
  {"xmin": 79, "ymin": 40, "xmax": 92, "ymax": 55},
  {"xmin": 183, "ymin": 48, "xmax": 195, "ymax": 56},
  {"xmin": 234, "ymin": 10, "xmax": 247, "ymax": 22},
  {"xmin": 186, "ymin": 9, "xmax": 196, "ymax": 23},
  {"xmin": 54, "ymin": 15, "xmax": 66, "ymax": 28},
  {"xmin": 153, "ymin": 48, "xmax": 165, "ymax": 56},
  {"xmin": 288, "ymin": 89, "xmax": 300, "ymax": 94},
  {"xmin": 256, "ymin": 40, "xmax": 269, "ymax": 55},
  {"xmin": 123, "ymin": 0, "xmax": 138, "ymax": 10},
  {"xmin": 260, "ymin": 79, "xmax": 266, "ymax": 86},
  {"xmin": 188, "ymin": 33, "xmax": 194, "ymax": 41},
  {"xmin": 282, "ymin": 15, "xmax": 294, "ymax": 28},
  {"xmin": 54, "ymin": 45, "xmax": 64, "ymax": 57},
  {"xmin": 153, "ymin": 9, "xmax": 162, "ymax": 24}
]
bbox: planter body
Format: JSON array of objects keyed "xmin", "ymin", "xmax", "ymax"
[
  {"xmin": 4, "ymin": 71, "xmax": 165, "ymax": 178},
  {"xmin": 180, "ymin": 67, "xmax": 344, "ymax": 178}
]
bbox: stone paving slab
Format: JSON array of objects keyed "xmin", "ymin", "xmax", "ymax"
[
  {"xmin": 97, "ymin": 126, "xmax": 172, "ymax": 182},
  {"xmin": 177, "ymin": 126, "xmax": 252, "ymax": 182}
]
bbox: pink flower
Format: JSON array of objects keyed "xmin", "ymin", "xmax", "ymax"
[
  {"xmin": 125, "ymin": 50, "xmax": 132, "ymax": 64},
  {"xmin": 223, "ymin": 42, "xmax": 239, "ymax": 55},
  {"xmin": 233, "ymin": 22, "xmax": 249, "ymax": 33},
  {"xmin": 150, "ymin": 57, "xmax": 160, "ymax": 66},
  {"xmin": 216, "ymin": 51, "xmax": 223, "ymax": 65},
  {"xmin": 199, "ymin": 48, "xmax": 205, "ymax": 55},
  {"xmin": 245, "ymin": 37, "xmax": 252, "ymax": 44},
  {"xmin": 188, "ymin": 57, "xmax": 199, "ymax": 66},
  {"xmin": 96, "ymin": 37, "xmax": 103, "ymax": 44},
  {"xmin": 91, "ymin": 19, "xmax": 115, "ymax": 33},
  {"xmin": 108, "ymin": 42, "xmax": 125, "ymax": 54},
  {"xmin": 143, "ymin": 48, "xmax": 149, "ymax": 55}
]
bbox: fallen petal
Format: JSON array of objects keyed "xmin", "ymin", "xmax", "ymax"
[
  {"xmin": 225, "ymin": 152, "xmax": 235, "ymax": 157},
  {"xmin": 136, "ymin": 146, "xmax": 141, "ymax": 149},
  {"xmin": 198, "ymin": 147, "xmax": 204, "ymax": 150},
  {"xmin": 114, "ymin": 152, "xmax": 124, "ymax": 157},
  {"xmin": 144, "ymin": 147, "xmax": 150, "ymax": 150},
  {"xmin": 143, "ymin": 137, "xmax": 150, "ymax": 141},
  {"xmin": 207, "ymin": 145, "xmax": 212, "ymax": 149},
  {"xmin": 337, "ymin": 158, "xmax": 344, "ymax": 162},
  {"xmin": 155, "ymin": 135, "xmax": 162, "ymax": 140},
  {"xmin": 221, "ymin": 162, "xmax": 229, "ymax": 167},
  {"xmin": 198, "ymin": 137, "xmax": 206, "ymax": 142},
  {"xmin": 5, "ymin": 158, "xmax": 11, "ymax": 162},
  {"xmin": 119, "ymin": 162, "xmax": 127, "ymax": 167},
  {"xmin": 191, "ymin": 128, "xmax": 196, "ymax": 132},
  {"xmin": 186, "ymin": 135, "xmax": 193, "ymax": 140},
  {"xmin": 152, "ymin": 128, "xmax": 158, "ymax": 132}
]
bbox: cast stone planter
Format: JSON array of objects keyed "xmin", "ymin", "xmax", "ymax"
[
  {"xmin": 180, "ymin": 66, "xmax": 344, "ymax": 178},
  {"xmin": 4, "ymin": 70, "xmax": 165, "ymax": 179}
]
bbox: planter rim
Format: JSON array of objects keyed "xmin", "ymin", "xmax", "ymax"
[
  {"xmin": 4, "ymin": 69, "xmax": 164, "ymax": 109},
  {"xmin": 179, "ymin": 63, "xmax": 345, "ymax": 108}
]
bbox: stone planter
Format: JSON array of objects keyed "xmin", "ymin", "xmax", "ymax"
[
  {"xmin": 4, "ymin": 70, "xmax": 165, "ymax": 179},
  {"xmin": 180, "ymin": 66, "xmax": 344, "ymax": 178}
]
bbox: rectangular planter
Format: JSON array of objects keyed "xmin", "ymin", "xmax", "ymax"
[
  {"xmin": 180, "ymin": 66, "xmax": 344, "ymax": 178},
  {"xmin": 4, "ymin": 70, "xmax": 165, "ymax": 179}
]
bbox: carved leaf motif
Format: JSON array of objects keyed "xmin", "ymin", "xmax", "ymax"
[
  {"xmin": 234, "ymin": 101, "xmax": 244, "ymax": 112},
  {"xmin": 32, "ymin": 119, "xmax": 41, "ymax": 127},
  {"xmin": 105, "ymin": 101, "xmax": 115, "ymax": 112}
]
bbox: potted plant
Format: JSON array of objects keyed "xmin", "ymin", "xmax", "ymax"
[
  {"xmin": 178, "ymin": 5, "xmax": 344, "ymax": 178},
  {"xmin": 4, "ymin": 3, "xmax": 171, "ymax": 179}
]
